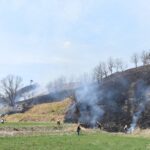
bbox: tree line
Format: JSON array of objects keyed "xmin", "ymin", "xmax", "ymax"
[{"xmin": 93, "ymin": 50, "xmax": 150, "ymax": 83}]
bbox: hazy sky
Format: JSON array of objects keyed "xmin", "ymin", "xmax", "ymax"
[{"xmin": 0, "ymin": 0, "xmax": 150, "ymax": 85}]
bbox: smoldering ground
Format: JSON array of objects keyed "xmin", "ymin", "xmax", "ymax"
[
  {"xmin": 74, "ymin": 82, "xmax": 104, "ymax": 127},
  {"xmin": 65, "ymin": 77, "xmax": 130, "ymax": 129},
  {"xmin": 65, "ymin": 73, "xmax": 150, "ymax": 132},
  {"xmin": 128, "ymin": 80, "xmax": 150, "ymax": 133}
]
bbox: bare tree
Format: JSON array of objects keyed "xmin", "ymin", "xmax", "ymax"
[
  {"xmin": 114, "ymin": 58, "xmax": 126, "ymax": 72},
  {"xmin": 141, "ymin": 50, "xmax": 150, "ymax": 65},
  {"xmin": 131, "ymin": 53, "xmax": 139, "ymax": 68},
  {"xmin": 115, "ymin": 58, "xmax": 120, "ymax": 72},
  {"xmin": 102, "ymin": 62, "xmax": 108, "ymax": 77},
  {"xmin": 107, "ymin": 57, "xmax": 115, "ymax": 75},
  {"xmin": 141, "ymin": 51, "xmax": 147, "ymax": 65},
  {"xmin": 93, "ymin": 64, "xmax": 102, "ymax": 83},
  {"xmin": 0, "ymin": 75, "xmax": 22, "ymax": 107},
  {"xmin": 93, "ymin": 62, "xmax": 107, "ymax": 83},
  {"xmin": 120, "ymin": 62, "xmax": 128, "ymax": 72},
  {"xmin": 47, "ymin": 76, "xmax": 66, "ymax": 92}
]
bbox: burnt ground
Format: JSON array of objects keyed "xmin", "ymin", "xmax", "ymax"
[{"xmin": 65, "ymin": 65, "xmax": 150, "ymax": 132}]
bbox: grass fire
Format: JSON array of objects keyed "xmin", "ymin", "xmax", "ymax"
[
  {"xmin": 1, "ymin": 1, "xmax": 150, "ymax": 148},
  {"xmin": 0, "ymin": 65, "xmax": 149, "ymax": 149},
  {"xmin": 65, "ymin": 65, "xmax": 150, "ymax": 134}
]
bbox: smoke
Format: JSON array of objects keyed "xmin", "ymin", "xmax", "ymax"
[
  {"xmin": 75, "ymin": 82, "xmax": 104, "ymax": 127},
  {"xmin": 128, "ymin": 103, "xmax": 145, "ymax": 133},
  {"xmin": 65, "ymin": 76, "xmax": 131, "ymax": 129},
  {"xmin": 16, "ymin": 84, "xmax": 49, "ymax": 101},
  {"xmin": 128, "ymin": 81, "xmax": 150, "ymax": 133},
  {"xmin": 31, "ymin": 84, "xmax": 49, "ymax": 97}
]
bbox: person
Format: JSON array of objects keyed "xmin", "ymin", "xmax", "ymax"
[
  {"xmin": 57, "ymin": 120, "xmax": 61, "ymax": 126},
  {"xmin": 124, "ymin": 125, "xmax": 128, "ymax": 133},
  {"xmin": 96, "ymin": 121, "xmax": 102, "ymax": 130},
  {"xmin": 77, "ymin": 124, "xmax": 81, "ymax": 135},
  {"xmin": 0, "ymin": 119, "xmax": 4, "ymax": 124}
]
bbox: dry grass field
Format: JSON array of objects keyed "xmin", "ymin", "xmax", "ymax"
[{"xmin": 4, "ymin": 98, "xmax": 72, "ymax": 122}]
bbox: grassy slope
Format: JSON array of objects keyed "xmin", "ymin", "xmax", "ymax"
[
  {"xmin": 5, "ymin": 98, "xmax": 72, "ymax": 122},
  {"xmin": 0, "ymin": 133, "xmax": 150, "ymax": 150}
]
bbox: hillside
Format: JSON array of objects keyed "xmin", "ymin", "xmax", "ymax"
[
  {"xmin": 5, "ymin": 98, "xmax": 72, "ymax": 122},
  {"xmin": 5, "ymin": 65, "xmax": 150, "ymax": 132},
  {"xmin": 65, "ymin": 65, "xmax": 150, "ymax": 132}
]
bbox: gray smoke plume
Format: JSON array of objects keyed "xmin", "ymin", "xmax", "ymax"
[
  {"xmin": 16, "ymin": 84, "xmax": 49, "ymax": 101},
  {"xmin": 128, "ymin": 84, "xmax": 150, "ymax": 133},
  {"xmin": 128, "ymin": 103, "xmax": 145, "ymax": 133},
  {"xmin": 75, "ymin": 82, "xmax": 104, "ymax": 127}
]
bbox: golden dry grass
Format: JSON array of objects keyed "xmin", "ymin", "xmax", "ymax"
[{"xmin": 5, "ymin": 98, "xmax": 72, "ymax": 122}]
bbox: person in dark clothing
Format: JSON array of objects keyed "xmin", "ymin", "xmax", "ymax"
[
  {"xmin": 77, "ymin": 124, "xmax": 81, "ymax": 135},
  {"xmin": 124, "ymin": 125, "xmax": 128, "ymax": 133},
  {"xmin": 97, "ymin": 121, "xmax": 102, "ymax": 130},
  {"xmin": 57, "ymin": 120, "xmax": 61, "ymax": 126}
]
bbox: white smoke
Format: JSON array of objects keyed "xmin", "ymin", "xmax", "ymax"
[
  {"xmin": 31, "ymin": 84, "xmax": 49, "ymax": 97},
  {"xmin": 128, "ymin": 103, "xmax": 145, "ymax": 133},
  {"xmin": 75, "ymin": 82, "xmax": 104, "ymax": 127},
  {"xmin": 17, "ymin": 84, "xmax": 49, "ymax": 101},
  {"xmin": 128, "ymin": 86, "xmax": 150, "ymax": 133}
]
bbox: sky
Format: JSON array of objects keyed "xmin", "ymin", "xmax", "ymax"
[{"xmin": 0, "ymin": 0, "xmax": 150, "ymax": 85}]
